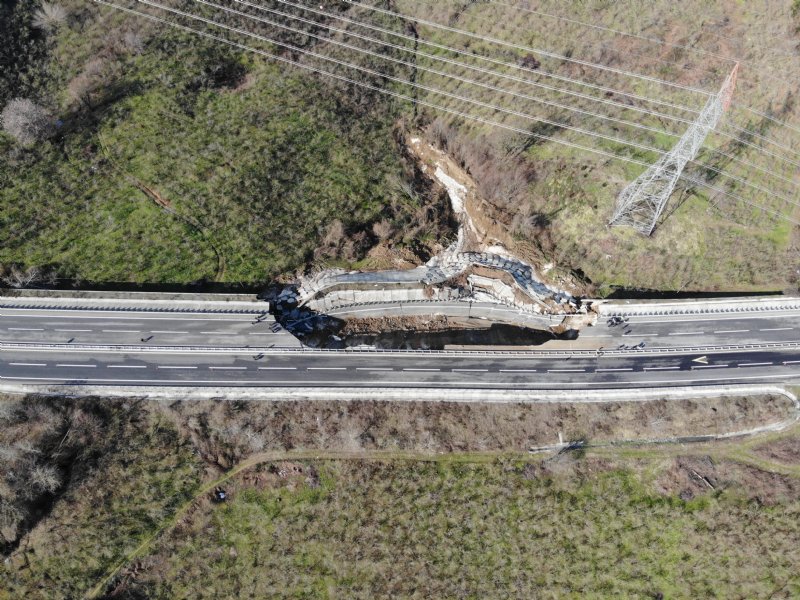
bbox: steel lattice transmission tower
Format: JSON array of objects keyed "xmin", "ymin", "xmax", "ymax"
[{"xmin": 609, "ymin": 63, "xmax": 739, "ymax": 235}]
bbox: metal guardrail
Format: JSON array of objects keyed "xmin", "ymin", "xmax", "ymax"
[{"xmin": 2, "ymin": 339, "xmax": 800, "ymax": 358}]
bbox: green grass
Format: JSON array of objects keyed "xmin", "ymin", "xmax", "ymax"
[
  {"xmin": 0, "ymin": 14, "xmax": 416, "ymax": 284},
  {"xmin": 131, "ymin": 456, "xmax": 800, "ymax": 599}
]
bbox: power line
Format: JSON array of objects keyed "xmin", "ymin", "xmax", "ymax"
[
  {"xmin": 269, "ymin": 0, "xmax": 800, "ymax": 171},
  {"xmin": 396, "ymin": 0, "xmax": 800, "ymax": 161},
  {"xmin": 110, "ymin": 0, "xmax": 799, "ymax": 223},
  {"xmin": 216, "ymin": 0, "xmax": 800, "ymax": 196},
  {"xmin": 341, "ymin": 0, "xmax": 715, "ymax": 96}
]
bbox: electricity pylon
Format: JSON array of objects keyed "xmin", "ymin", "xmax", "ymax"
[{"xmin": 609, "ymin": 63, "xmax": 739, "ymax": 235}]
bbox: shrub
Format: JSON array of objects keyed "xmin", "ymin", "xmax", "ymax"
[
  {"xmin": 1, "ymin": 98, "xmax": 53, "ymax": 146},
  {"xmin": 32, "ymin": 2, "xmax": 68, "ymax": 32}
]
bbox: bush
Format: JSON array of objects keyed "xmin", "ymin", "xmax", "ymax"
[{"xmin": 1, "ymin": 98, "xmax": 53, "ymax": 146}]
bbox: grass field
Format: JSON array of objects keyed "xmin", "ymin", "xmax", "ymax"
[{"xmin": 2, "ymin": 393, "xmax": 800, "ymax": 599}]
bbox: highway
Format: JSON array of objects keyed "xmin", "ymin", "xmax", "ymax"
[{"xmin": 1, "ymin": 295, "xmax": 799, "ymax": 390}]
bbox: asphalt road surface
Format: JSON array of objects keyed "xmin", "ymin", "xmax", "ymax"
[{"xmin": 2, "ymin": 298, "xmax": 799, "ymax": 389}]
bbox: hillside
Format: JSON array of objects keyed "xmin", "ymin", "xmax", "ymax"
[{"xmin": 1, "ymin": 0, "xmax": 798, "ymax": 292}]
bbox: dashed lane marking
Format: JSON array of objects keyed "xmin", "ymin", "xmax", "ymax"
[
  {"xmin": 103, "ymin": 329, "xmax": 140, "ymax": 333},
  {"xmin": 56, "ymin": 363, "xmax": 96, "ymax": 368},
  {"xmin": 157, "ymin": 366, "xmax": 197, "ymax": 370},
  {"xmin": 209, "ymin": 366, "xmax": 247, "ymax": 370},
  {"xmin": 356, "ymin": 367, "xmax": 393, "ymax": 371},
  {"xmin": 595, "ymin": 368, "xmax": 634, "ymax": 372},
  {"xmin": 8, "ymin": 327, "xmax": 44, "ymax": 331},
  {"xmin": 643, "ymin": 366, "xmax": 680, "ymax": 371},
  {"xmin": 499, "ymin": 369, "xmax": 538, "ymax": 373},
  {"xmin": 760, "ymin": 327, "xmax": 793, "ymax": 332},
  {"xmin": 693, "ymin": 364, "xmax": 728, "ymax": 369},
  {"xmin": 738, "ymin": 362, "xmax": 773, "ymax": 367},
  {"xmin": 452, "ymin": 368, "xmax": 489, "ymax": 372},
  {"xmin": 54, "ymin": 329, "xmax": 92, "ymax": 332},
  {"xmin": 548, "ymin": 368, "xmax": 586, "ymax": 373},
  {"xmin": 713, "ymin": 329, "xmax": 749, "ymax": 334},
  {"xmin": 257, "ymin": 367, "xmax": 297, "ymax": 370},
  {"xmin": 9, "ymin": 362, "xmax": 46, "ymax": 367},
  {"xmin": 150, "ymin": 330, "xmax": 187, "ymax": 334},
  {"xmin": 403, "ymin": 368, "xmax": 441, "ymax": 372},
  {"xmin": 668, "ymin": 331, "xmax": 704, "ymax": 336},
  {"xmin": 108, "ymin": 365, "xmax": 146, "ymax": 369},
  {"xmin": 307, "ymin": 367, "xmax": 347, "ymax": 371}
]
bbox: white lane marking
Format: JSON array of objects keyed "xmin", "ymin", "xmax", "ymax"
[
  {"xmin": 621, "ymin": 333, "xmax": 659, "ymax": 337},
  {"xmin": 668, "ymin": 331, "xmax": 704, "ymax": 336},
  {"xmin": 200, "ymin": 331, "xmax": 237, "ymax": 335},
  {"xmin": 103, "ymin": 329, "xmax": 140, "ymax": 333},
  {"xmin": 738, "ymin": 362, "xmax": 773, "ymax": 367},
  {"xmin": 356, "ymin": 367, "xmax": 393, "ymax": 371},
  {"xmin": 209, "ymin": 366, "xmax": 247, "ymax": 371},
  {"xmin": 56, "ymin": 363, "xmax": 96, "ymax": 368},
  {"xmin": 403, "ymin": 368, "xmax": 441, "ymax": 372},
  {"xmin": 150, "ymin": 330, "xmax": 187, "ymax": 334},
  {"xmin": 713, "ymin": 329, "xmax": 749, "ymax": 334},
  {"xmin": 258, "ymin": 367, "xmax": 298, "ymax": 370},
  {"xmin": 9, "ymin": 362, "xmax": 46, "ymax": 367},
  {"xmin": 643, "ymin": 366, "xmax": 680, "ymax": 371},
  {"xmin": 54, "ymin": 329, "xmax": 92, "ymax": 332},
  {"xmin": 693, "ymin": 364, "xmax": 728, "ymax": 369},
  {"xmin": 108, "ymin": 365, "xmax": 146, "ymax": 369},
  {"xmin": 548, "ymin": 368, "xmax": 586, "ymax": 373},
  {"xmin": 8, "ymin": 327, "xmax": 44, "ymax": 331},
  {"xmin": 249, "ymin": 332, "xmax": 281, "ymax": 335},
  {"xmin": 157, "ymin": 366, "xmax": 197, "ymax": 370},
  {"xmin": 760, "ymin": 327, "xmax": 792, "ymax": 332},
  {"xmin": 499, "ymin": 369, "xmax": 537, "ymax": 373},
  {"xmin": 595, "ymin": 368, "xmax": 633, "ymax": 372},
  {"xmin": 4, "ymin": 373, "xmax": 797, "ymax": 386},
  {"xmin": 783, "ymin": 360, "xmax": 800, "ymax": 365},
  {"xmin": 307, "ymin": 367, "xmax": 347, "ymax": 371},
  {"xmin": 452, "ymin": 368, "xmax": 489, "ymax": 372}
]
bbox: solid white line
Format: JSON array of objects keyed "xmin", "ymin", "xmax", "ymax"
[
  {"xmin": 760, "ymin": 327, "xmax": 793, "ymax": 332},
  {"xmin": 548, "ymin": 368, "xmax": 586, "ymax": 373},
  {"xmin": 713, "ymin": 329, "xmax": 748, "ymax": 334},
  {"xmin": 3, "ymin": 373, "xmax": 797, "ymax": 386},
  {"xmin": 209, "ymin": 366, "xmax": 247, "ymax": 370},
  {"xmin": 9, "ymin": 362, "xmax": 46, "ymax": 367},
  {"xmin": 499, "ymin": 369, "xmax": 537, "ymax": 372},
  {"xmin": 54, "ymin": 329, "xmax": 92, "ymax": 332},
  {"xmin": 595, "ymin": 368, "xmax": 633, "ymax": 372},
  {"xmin": 8, "ymin": 327, "xmax": 44, "ymax": 331},
  {"xmin": 158, "ymin": 366, "xmax": 197, "ymax": 370},
  {"xmin": 738, "ymin": 362, "xmax": 773, "ymax": 367},
  {"xmin": 643, "ymin": 366, "xmax": 680, "ymax": 371},
  {"xmin": 103, "ymin": 329, "xmax": 140, "ymax": 333},
  {"xmin": 108, "ymin": 365, "xmax": 146, "ymax": 369},
  {"xmin": 668, "ymin": 331, "xmax": 704, "ymax": 336},
  {"xmin": 56, "ymin": 363, "xmax": 96, "ymax": 368}
]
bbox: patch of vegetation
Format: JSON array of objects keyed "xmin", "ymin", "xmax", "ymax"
[
  {"xmin": 133, "ymin": 455, "xmax": 800, "ymax": 598},
  {"xmin": 0, "ymin": 396, "xmax": 204, "ymax": 599},
  {"xmin": 0, "ymin": 2, "xmax": 447, "ymax": 284}
]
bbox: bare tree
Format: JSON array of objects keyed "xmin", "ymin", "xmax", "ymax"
[
  {"xmin": 1, "ymin": 98, "xmax": 54, "ymax": 146},
  {"xmin": 29, "ymin": 463, "xmax": 62, "ymax": 494},
  {"xmin": 1, "ymin": 265, "xmax": 42, "ymax": 288},
  {"xmin": 33, "ymin": 2, "xmax": 68, "ymax": 31}
]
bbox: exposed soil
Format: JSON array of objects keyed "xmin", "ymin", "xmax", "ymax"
[
  {"xmin": 752, "ymin": 436, "xmax": 800, "ymax": 466},
  {"xmin": 655, "ymin": 455, "xmax": 800, "ymax": 505}
]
